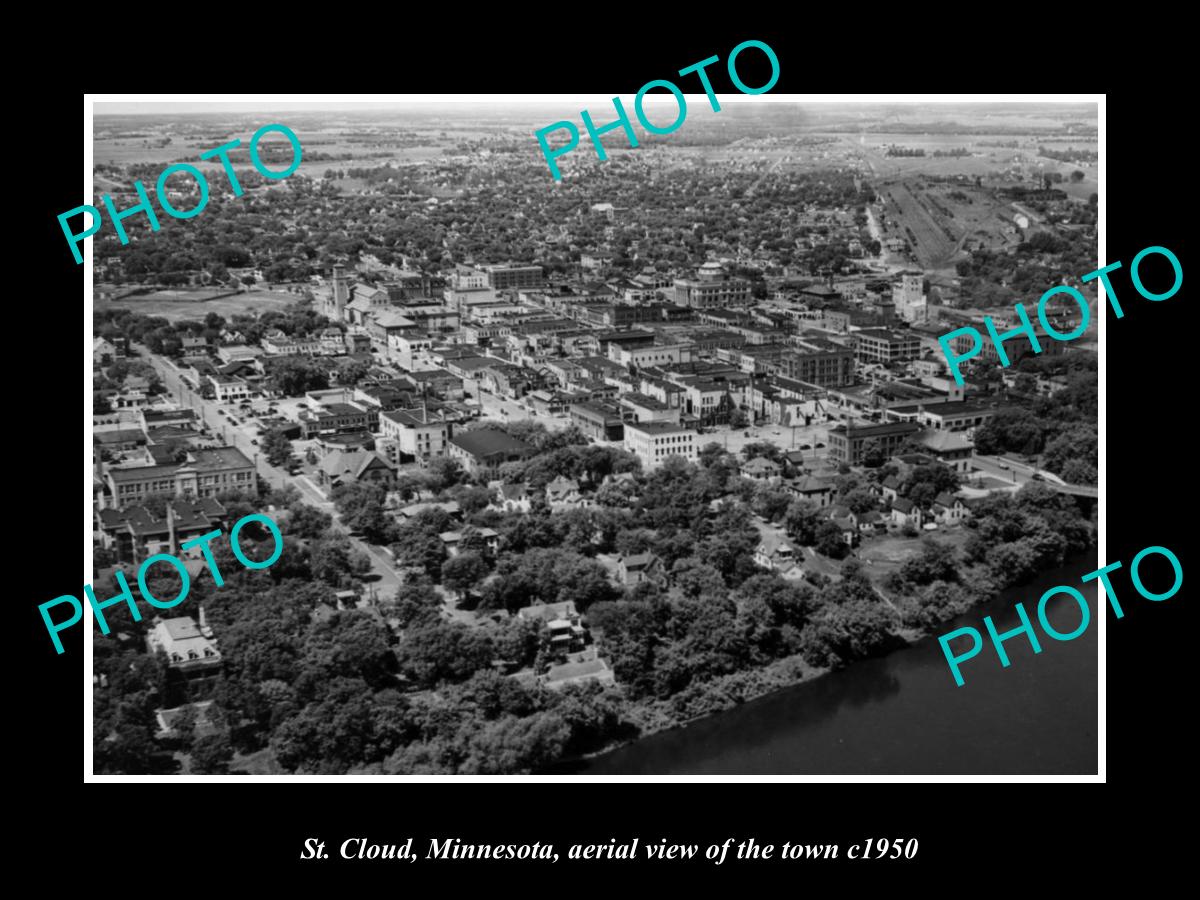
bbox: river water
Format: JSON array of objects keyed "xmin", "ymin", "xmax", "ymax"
[{"xmin": 569, "ymin": 554, "xmax": 1099, "ymax": 775}]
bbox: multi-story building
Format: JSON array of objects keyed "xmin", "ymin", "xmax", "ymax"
[
  {"xmin": 96, "ymin": 498, "xmax": 229, "ymax": 564},
  {"xmin": 609, "ymin": 343, "xmax": 695, "ymax": 368},
  {"xmin": 298, "ymin": 402, "xmax": 378, "ymax": 439},
  {"xmin": 624, "ymin": 421, "xmax": 696, "ymax": 468},
  {"xmin": 852, "ymin": 328, "xmax": 922, "ymax": 363},
  {"xmin": 146, "ymin": 616, "xmax": 221, "ymax": 681},
  {"xmin": 673, "ymin": 272, "xmax": 753, "ymax": 309},
  {"xmin": 261, "ymin": 331, "xmax": 323, "ymax": 356},
  {"xmin": 483, "ymin": 264, "xmax": 544, "ymax": 291},
  {"xmin": 448, "ymin": 428, "xmax": 536, "ymax": 475},
  {"xmin": 101, "ymin": 447, "xmax": 256, "ymax": 509},
  {"xmin": 379, "ymin": 407, "xmax": 450, "ymax": 464},
  {"xmin": 887, "ymin": 401, "xmax": 996, "ymax": 433},
  {"xmin": 569, "ymin": 400, "xmax": 628, "ymax": 441},
  {"xmin": 208, "ymin": 374, "xmax": 251, "ymax": 403},
  {"xmin": 780, "ymin": 344, "xmax": 855, "ymax": 388},
  {"xmin": 892, "ymin": 272, "xmax": 928, "ymax": 324},
  {"xmin": 827, "ymin": 421, "xmax": 922, "ymax": 465}
]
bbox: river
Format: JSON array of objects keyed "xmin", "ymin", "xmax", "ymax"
[{"xmin": 568, "ymin": 554, "xmax": 1099, "ymax": 775}]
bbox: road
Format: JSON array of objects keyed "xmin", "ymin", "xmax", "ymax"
[
  {"xmin": 972, "ymin": 454, "xmax": 1097, "ymax": 498},
  {"xmin": 138, "ymin": 344, "xmax": 403, "ymax": 595}
]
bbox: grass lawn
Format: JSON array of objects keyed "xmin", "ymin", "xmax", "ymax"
[
  {"xmin": 230, "ymin": 747, "xmax": 283, "ymax": 775},
  {"xmin": 103, "ymin": 289, "xmax": 303, "ymax": 323}
]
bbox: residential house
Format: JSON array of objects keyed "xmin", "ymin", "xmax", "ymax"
[
  {"xmin": 931, "ymin": 492, "xmax": 968, "ymax": 525},
  {"xmin": 490, "ymin": 481, "xmax": 532, "ymax": 514},
  {"xmin": 545, "ymin": 476, "xmax": 591, "ymax": 511},
  {"xmin": 741, "ymin": 457, "xmax": 782, "ymax": 483},
  {"xmin": 518, "ymin": 601, "xmax": 587, "ymax": 654},
  {"xmin": 318, "ymin": 450, "xmax": 397, "ymax": 491},
  {"xmin": 146, "ymin": 616, "xmax": 221, "ymax": 682},
  {"xmin": 784, "ymin": 475, "xmax": 834, "ymax": 508},
  {"xmin": 891, "ymin": 498, "xmax": 924, "ymax": 528},
  {"xmin": 542, "ymin": 655, "xmax": 616, "ymax": 690},
  {"xmin": 439, "ymin": 528, "xmax": 501, "ymax": 557},
  {"xmin": 617, "ymin": 552, "xmax": 664, "ymax": 588},
  {"xmin": 753, "ymin": 533, "xmax": 805, "ymax": 578}
]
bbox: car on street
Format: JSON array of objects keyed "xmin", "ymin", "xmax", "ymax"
[
  {"xmin": 1031, "ymin": 473, "xmax": 1044, "ymax": 481},
  {"xmin": 997, "ymin": 462, "xmax": 1010, "ymax": 470}
]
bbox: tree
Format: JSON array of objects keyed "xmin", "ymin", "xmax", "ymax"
[
  {"xmin": 441, "ymin": 551, "xmax": 490, "ymax": 597},
  {"xmin": 395, "ymin": 620, "xmax": 494, "ymax": 688},
  {"xmin": 265, "ymin": 355, "xmax": 329, "ymax": 396},
  {"xmin": 190, "ymin": 733, "xmax": 233, "ymax": 774},
  {"xmin": 299, "ymin": 612, "xmax": 395, "ymax": 690},
  {"xmin": 333, "ymin": 483, "xmax": 397, "ymax": 544},
  {"xmin": 742, "ymin": 441, "xmax": 782, "ymax": 464},
  {"xmin": 286, "ymin": 503, "xmax": 333, "ymax": 539},
  {"xmin": 424, "ymin": 456, "xmax": 464, "ymax": 492},
  {"xmin": 842, "ymin": 487, "xmax": 879, "ymax": 515},
  {"xmin": 263, "ymin": 430, "xmax": 293, "ymax": 468},
  {"xmin": 751, "ymin": 485, "xmax": 792, "ymax": 522},
  {"xmin": 814, "ymin": 521, "xmax": 850, "ymax": 559},
  {"xmin": 310, "ymin": 534, "xmax": 372, "ymax": 586},
  {"xmin": 860, "ymin": 439, "xmax": 887, "ymax": 468},
  {"xmin": 698, "ymin": 442, "xmax": 727, "ymax": 469},
  {"xmin": 1070, "ymin": 170, "xmax": 1085, "ymax": 183}
]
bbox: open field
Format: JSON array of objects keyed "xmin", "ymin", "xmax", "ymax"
[
  {"xmin": 859, "ymin": 526, "xmax": 971, "ymax": 581},
  {"xmin": 100, "ymin": 288, "xmax": 303, "ymax": 322}
]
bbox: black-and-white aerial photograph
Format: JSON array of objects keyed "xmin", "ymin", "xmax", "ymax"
[{"xmin": 87, "ymin": 97, "xmax": 1100, "ymax": 776}]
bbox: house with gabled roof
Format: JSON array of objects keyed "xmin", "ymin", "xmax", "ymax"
[
  {"xmin": 489, "ymin": 481, "xmax": 532, "ymax": 514},
  {"xmin": 891, "ymin": 497, "xmax": 924, "ymax": 528},
  {"xmin": 931, "ymin": 491, "xmax": 968, "ymax": 525},
  {"xmin": 753, "ymin": 532, "xmax": 804, "ymax": 575},
  {"xmin": 318, "ymin": 449, "xmax": 397, "ymax": 491},
  {"xmin": 545, "ymin": 476, "xmax": 591, "ymax": 511},
  {"xmin": 617, "ymin": 552, "xmax": 664, "ymax": 587}
]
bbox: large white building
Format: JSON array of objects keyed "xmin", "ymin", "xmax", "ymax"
[
  {"xmin": 624, "ymin": 422, "xmax": 696, "ymax": 468},
  {"xmin": 379, "ymin": 407, "xmax": 450, "ymax": 464},
  {"xmin": 892, "ymin": 273, "xmax": 928, "ymax": 324}
]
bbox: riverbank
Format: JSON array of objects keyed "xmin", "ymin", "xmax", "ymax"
[{"xmin": 550, "ymin": 548, "xmax": 1097, "ymax": 772}]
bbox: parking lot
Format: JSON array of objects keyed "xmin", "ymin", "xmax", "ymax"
[{"xmin": 709, "ymin": 419, "xmax": 834, "ymax": 464}]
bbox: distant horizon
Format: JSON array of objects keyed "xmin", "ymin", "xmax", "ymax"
[{"xmin": 92, "ymin": 98, "xmax": 1098, "ymax": 118}]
